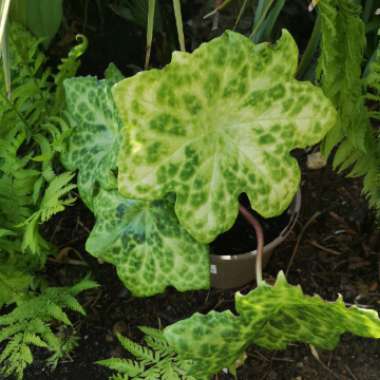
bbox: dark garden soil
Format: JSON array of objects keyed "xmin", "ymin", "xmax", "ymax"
[{"xmin": 23, "ymin": 2, "xmax": 380, "ymax": 379}]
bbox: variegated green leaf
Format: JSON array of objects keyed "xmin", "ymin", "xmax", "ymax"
[
  {"xmin": 85, "ymin": 189, "xmax": 209, "ymax": 297},
  {"xmin": 113, "ymin": 30, "xmax": 336, "ymax": 243},
  {"xmin": 237, "ymin": 272, "xmax": 380, "ymax": 350},
  {"xmin": 164, "ymin": 311, "xmax": 246, "ymax": 378},
  {"xmin": 164, "ymin": 272, "xmax": 380, "ymax": 378},
  {"xmin": 62, "ymin": 76, "xmax": 122, "ymax": 210}
]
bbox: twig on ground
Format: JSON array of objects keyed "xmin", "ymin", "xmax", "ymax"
[
  {"xmin": 286, "ymin": 211, "xmax": 323, "ymax": 275},
  {"xmin": 344, "ymin": 365, "xmax": 359, "ymax": 380},
  {"xmin": 308, "ymin": 240, "xmax": 342, "ymax": 256}
]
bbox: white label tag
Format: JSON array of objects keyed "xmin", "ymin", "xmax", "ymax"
[{"xmin": 210, "ymin": 264, "xmax": 217, "ymax": 274}]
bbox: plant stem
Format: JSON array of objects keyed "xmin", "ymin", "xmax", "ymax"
[
  {"xmin": 145, "ymin": 0, "xmax": 156, "ymax": 69},
  {"xmin": 297, "ymin": 13, "xmax": 321, "ymax": 79},
  {"xmin": 250, "ymin": 0, "xmax": 274, "ymax": 41},
  {"xmin": 239, "ymin": 204, "xmax": 264, "ymax": 285},
  {"xmin": 204, "ymin": 0, "xmax": 233, "ymax": 19},
  {"xmin": 172, "ymin": 0, "xmax": 185, "ymax": 51},
  {"xmin": 233, "ymin": 0, "xmax": 248, "ymax": 30},
  {"xmin": 0, "ymin": 0, "xmax": 11, "ymax": 44}
]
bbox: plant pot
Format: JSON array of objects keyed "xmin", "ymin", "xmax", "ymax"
[{"xmin": 210, "ymin": 191, "xmax": 301, "ymax": 289}]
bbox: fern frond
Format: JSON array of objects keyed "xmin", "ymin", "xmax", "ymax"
[
  {"xmin": 317, "ymin": 1, "xmax": 380, "ymax": 213},
  {"xmin": 0, "ymin": 263, "xmax": 32, "ymax": 307},
  {"xmin": 116, "ymin": 333, "xmax": 157, "ymax": 364},
  {"xmin": 97, "ymin": 358, "xmax": 145, "ymax": 377},
  {"xmin": 53, "ymin": 34, "xmax": 88, "ymax": 113},
  {"xmin": 318, "ymin": 0, "xmax": 368, "ymax": 154},
  {"xmin": 68, "ymin": 276, "xmax": 99, "ymax": 295},
  {"xmin": 0, "ymin": 278, "xmax": 97, "ymax": 380},
  {"xmin": 99, "ymin": 330, "xmax": 197, "ymax": 380}
]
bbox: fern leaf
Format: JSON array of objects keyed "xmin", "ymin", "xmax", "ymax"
[
  {"xmin": 97, "ymin": 358, "xmax": 145, "ymax": 376},
  {"xmin": 23, "ymin": 332, "xmax": 49, "ymax": 348},
  {"xmin": 116, "ymin": 333, "xmax": 156, "ymax": 363},
  {"xmin": 68, "ymin": 276, "xmax": 99, "ymax": 295},
  {"xmin": 0, "ymin": 334, "xmax": 22, "ymax": 363},
  {"xmin": 44, "ymin": 302, "xmax": 72, "ymax": 325},
  {"xmin": 59, "ymin": 293, "xmax": 86, "ymax": 315}
]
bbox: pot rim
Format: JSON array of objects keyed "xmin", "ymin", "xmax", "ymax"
[{"xmin": 210, "ymin": 191, "xmax": 301, "ymax": 261}]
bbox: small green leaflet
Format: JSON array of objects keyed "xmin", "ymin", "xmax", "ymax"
[
  {"xmin": 113, "ymin": 30, "xmax": 336, "ymax": 243},
  {"xmin": 62, "ymin": 76, "xmax": 121, "ymax": 210},
  {"xmin": 86, "ymin": 189, "xmax": 209, "ymax": 297},
  {"xmin": 104, "ymin": 63, "xmax": 124, "ymax": 85},
  {"xmin": 164, "ymin": 272, "xmax": 380, "ymax": 378}
]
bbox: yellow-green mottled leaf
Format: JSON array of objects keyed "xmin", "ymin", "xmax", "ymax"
[
  {"xmin": 85, "ymin": 189, "xmax": 209, "ymax": 297},
  {"xmin": 164, "ymin": 272, "xmax": 380, "ymax": 378},
  {"xmin": 113, "ymin": 30, "xmax": 336, "ymax": 243},
  {"xmin": 237, "ymin": 272, "xmax": 380, "ymax": 350}
]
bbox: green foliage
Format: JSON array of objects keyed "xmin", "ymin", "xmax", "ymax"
[
  {"xmin": 317, "ymin": 0, "xmax": 380, "ymax": 212},
  {"xmin": 164, "ymin": 272, "xmax": 380, "ymax": 379},
  {"xmin": 0, "ymin": 22, "xmax": 87, "ymax": 261},
  {"xmin": 366, "ymin": 30, "xmax": 380, "ymax": 117},
  {"xmin": 97, "ymin": 327, "xmax": 200, "ymax": 380},
  {"xmin": 113, "ymin": 29, "xmax": 336, "ymax": 244},
  {"xmin": 0, "ymin": 277, "xmax": 98, "ymax": 380},
  {"xmin": 0, "ymin": 261, "xmax": 33, "ymax": 308},
  {"xmin": 10, "ymin": 0, "xmax": 63, "ymax": 48}
]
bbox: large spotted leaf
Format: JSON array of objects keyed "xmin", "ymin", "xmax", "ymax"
[
  {"xmin": 236, "ymin": 272, "xmax": 380, "ymax": 350},
  {"xmin": 85, "ymin": 189, "xmax": 209, "ymax": 297},
  {"xmin": 164, "ymin": 272, "xmax": 380, "ymax": 378},
  {"xmin": 62, "ymin": 76, "xmax": 122, "ymax": 210},
  {"xmin": 164, "ymin": 311, "xmax": 246, "ymax": 378},
  {"xmin": 113, "ymin": 30, "xmax": 337, "ymax": 243}
]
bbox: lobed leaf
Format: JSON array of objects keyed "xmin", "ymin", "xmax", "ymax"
[
  {"xmin": 86, "ymin": 189, "xmax": 209, "ymax": 297},
  {"xmin": 113, "ymin": 30, "xmax": 336, "ymax": 243},
  {"xmin": 62, "ymin": 76, "xmax": 122, "ymax": 210}
]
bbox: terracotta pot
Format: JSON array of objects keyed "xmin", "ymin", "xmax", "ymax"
[{"xmin": 210, "ymin": 191, "xmax": 301, "ymax": 289}]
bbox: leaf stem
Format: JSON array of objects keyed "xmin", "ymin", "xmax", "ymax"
[
  {"xmin": 239, "ymin": 204, "xmax": 264, "ymax": 285},
  {"xmin": 250, "ymin": 0, "xmax": 274, "ymax": 41},
  {"xmin": 172, "ymin": 0, "xmax": 186, "ymax": 51},
  {"xmin": 145, "ymin": 0, "xmax": 156, "ymax": 69},
  {"xmin": 297, "ymin": 13, "xmax": 321, "ymax": 79}
]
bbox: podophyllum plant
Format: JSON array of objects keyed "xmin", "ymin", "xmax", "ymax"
[
  {"xmin": 62, "ymin": 29, "xmax": 335, "ymax": 296},
  {"xmin": 62, "ymin": 20, "xmax": 380, "ymax": 380}
]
